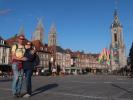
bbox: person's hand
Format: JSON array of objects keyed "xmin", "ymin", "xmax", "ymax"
[
  {"xmin": 21, "ymin": 57, "xmax": 27, "ymax": 61},
  {"xmin": 31, "ymin": 50, "xmax": 35, "ymax": 54}
]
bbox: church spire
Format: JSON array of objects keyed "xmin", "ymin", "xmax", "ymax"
[
  {"xmin": 111, "ymin": 0, "xmax": 122, "ymax": 28},
  {"xmin": 114, "ymin": 9, "xmax": 118, "ymax": 18},
  {"xmin": 18, "ymin": 25, "xmax": 25, "ymax": 36},
  {"xmin": 36, "ymin": 18, "xmax": 44, "ymax": 30},
  {"xmin": 50, "ymin": 23, "xmax": 56, "ymax": 34},
  {"xmin": 114, "ymin": 0, "xmax": 119, "ymax": 24}
]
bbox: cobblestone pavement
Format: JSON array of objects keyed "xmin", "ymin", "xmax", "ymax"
[{"xmin": 0, "ymin": 74, "xmax": 133, "ymax": 100}]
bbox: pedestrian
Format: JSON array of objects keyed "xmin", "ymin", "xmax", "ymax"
[
  {"xmin": 11, "ymin": 35, "xmax": 27, "ymax": 98},
  {"xmin": 48, "ymin": 61, "xmax": 52, "ymax": 75},
  {"xmin": 52, "ymin": 67, "xmax": 57, "ymax": 76},
  {"xmin": 57, "ymin": 64, "xmax": 61, "ymax": 75},
  {"xmin": 23, "ymin": 42, "xmax": 36, "ymax": 97},
  {"xmin": 61, "ymin": 67, "xmax": 65, "ymax": 76}
]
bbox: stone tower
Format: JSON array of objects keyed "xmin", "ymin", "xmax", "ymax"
[
  {"xmin": 48, "ymin": 23, "xmax": 57, "ymax": 47},
  {"xmin": 110, "ymin": 9, "xmax": 127, "ymax": 70},
  {"xmin": 32, "ymin": 19, "xmax": 44, "ymax": 43},
  {"xmin": 48, "ymin": 23, "xmax": 57, "ymax": 67}
]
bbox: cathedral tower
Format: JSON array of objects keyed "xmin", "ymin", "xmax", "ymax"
[
  {"xmin": 48, "ymin": 23, "xmax": 57, "ymax": 47},
  {"xmin": 32, "ymin": 19, "xmax": 44, "ymax": 43}
]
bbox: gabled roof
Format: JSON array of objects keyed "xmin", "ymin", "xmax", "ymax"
[
  {"xmin": 0, "ymin": 36, "xmax": 4, "ymax": 41},
  {"xmin": 56, "ymin": 46, "xmax": 66, "ymax": 53},
  {"xmin": 0, "ymin": 36, "xmax": 10, "ymax": 47},
  {"xmin": 65, "ymin": 49, "xmax": 72, "ymax": 53},
  {"xmin": 32, "ymin": 40, "xmax": 44, "ymax": 51}
]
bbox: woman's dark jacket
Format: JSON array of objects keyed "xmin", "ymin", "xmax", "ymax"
[{"xmin": 23, "ymin": 48, "xmax": 35, "ymax": 70}]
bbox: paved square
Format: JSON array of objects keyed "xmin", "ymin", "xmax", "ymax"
[{"xmin": 0, "ymin": 75, "xmax": 133, "ymax": 100}]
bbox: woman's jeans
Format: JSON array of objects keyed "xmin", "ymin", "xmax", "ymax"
[
  {"xmin": 12, "ymin": 62, "xmax": 23, "ymax": 95},
  {"xmin": 24, "ymin": 69, "xmax": 33, "ymax": 95}
]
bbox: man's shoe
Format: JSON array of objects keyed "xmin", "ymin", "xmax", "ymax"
[
  {"xmin": 13, "ymin": 94, "xmax": 18, "ymax": 98},
  {"xmin": 13, "ymin": 93, "xmax": 20, "ymax": 98},
  {"xmin": 17, "ymin": 93, "xmax": 22, "ymax": 98},
  {"xmin": 23, "ymin": 94, "xmax": 31, "ymax": 98}
]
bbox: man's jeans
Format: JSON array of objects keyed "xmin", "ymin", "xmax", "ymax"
[
  {"xmin": 12, "ymin": 62, "xmax": 23, "ymax": 95},
  {"xmin": 24, "ymin": 69, "xmax": 33, "ymax": 95}
]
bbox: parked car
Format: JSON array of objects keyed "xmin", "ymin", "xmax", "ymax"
[{"xmin": 40, "ymin": 68, "xmax": 51, "ymax": 76}]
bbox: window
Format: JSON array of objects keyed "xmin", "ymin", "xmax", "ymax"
[
  {"xmin": 40, "ymin": 47, "xmax": 43, "ymax": 50},
  {"xmin": 114, "ymin": 33, "xmax": 117, "ymax": 42},
  {"xmin": 45, "ymin": 48, "xmax": 47, "ymax": 51},
  {"xmin": 2, "ymin": 56, "xmax": 5, "ymax": 63},
  {"xmin": 114, "ymin": 28, "xmax": 117, "ymax": 33}
]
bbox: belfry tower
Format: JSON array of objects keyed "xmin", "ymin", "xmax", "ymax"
[
  {"xmin": 32, "ymin": 19, "xmax": 44, "ymax": 43},
  {"xmin": 110, "ymin": 3, "xmax": 127, "ymax": 70}
]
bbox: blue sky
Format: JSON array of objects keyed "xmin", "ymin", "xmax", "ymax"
[{"xmin": 0, "ymin": 0, "xmax": 133, "ymax": 55}]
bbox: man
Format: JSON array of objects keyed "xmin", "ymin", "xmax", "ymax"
[
  {"xmin": 23, "ymin": 42, "xmax": 36, "ymax": 97},
  {"xmin": 11, "ymin": 35, "xmax": 27, "ymax": 97}
]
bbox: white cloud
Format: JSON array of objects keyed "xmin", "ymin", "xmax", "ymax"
[{"xmin": 0, "ymin": 8, "xmax": 12, "ymax": 15}]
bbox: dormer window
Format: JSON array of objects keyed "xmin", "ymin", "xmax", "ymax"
[
  {"xmin": 0, "ymin": 40, "xmax": 4, "ymax": 45},
  {"xmin": 40, "ymin": 47, "xmax": 43, "ymax": 50},
  {"xmin": 45, "ymin": 48, "xmax": 47, "ymax": 51},
  {"xmin": 0, "ymin": 40, "xmax": 1, "ymax": 44}
]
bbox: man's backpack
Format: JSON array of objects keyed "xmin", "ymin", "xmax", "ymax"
[
  {"xmin": 12, "ymin": 44, "xmax": 25, "ymax": 60},
  {"xmin": 33, "ymin": 54, "xmax": 40, "ymax": 66},
  {"xmin": 14, "ymin": 44, "xmax": 25, "ymax": 53}
]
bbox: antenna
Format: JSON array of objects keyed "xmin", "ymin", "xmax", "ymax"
[
  {"xmin": 114, "ymin": 0, "xmax": 119, "ymax": 17},
  {"xmin": 115, "ymin": 0, "xmax": 118, "ymax": 10}
]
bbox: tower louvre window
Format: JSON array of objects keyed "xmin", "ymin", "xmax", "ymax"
[{"xmin": 114, "ymin": 33, "xmax": 117, "ymax": 42}]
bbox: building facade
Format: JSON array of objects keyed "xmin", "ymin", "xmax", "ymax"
[
  {"xmin": 56, "ymin": 47, "xmax": 71, "ymax": 69},
  {"xmin": 0, "ymin": 37, "xmax": 10, "ymax": 65}
]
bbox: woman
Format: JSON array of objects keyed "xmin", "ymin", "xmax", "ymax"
[{"xmin": 23, "ymin": 42, "xmax": 36, "ymax": 97}]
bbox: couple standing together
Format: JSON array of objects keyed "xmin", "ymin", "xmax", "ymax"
[{"xmin": 11, "ymin": 35, "xmax": 36, "ymax": 98}]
